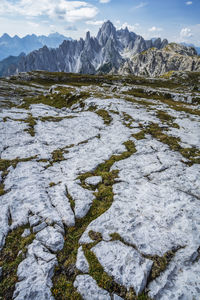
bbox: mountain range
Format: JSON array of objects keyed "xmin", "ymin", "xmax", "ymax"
[
  {"xmin": 1, "ymin": 21, "xmax": 200, "ymax": 77},
  {"xmin": 0, "ymin": 32, "xmax": 71, "ymax": 61}
]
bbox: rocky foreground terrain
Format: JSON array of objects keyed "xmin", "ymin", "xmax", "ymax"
[{"xmin": 0, "ymin": 71, "xmax": 200, "ymax": 300}]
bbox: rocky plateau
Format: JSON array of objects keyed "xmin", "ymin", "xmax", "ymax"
[{"xmin": 0, "ymin": 70, "xmax": 199, "ymax": 300}]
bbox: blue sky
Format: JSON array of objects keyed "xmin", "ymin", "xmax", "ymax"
[{"xmin": 0, "ymin": 0, "xmax": 199, "ymax": 45}]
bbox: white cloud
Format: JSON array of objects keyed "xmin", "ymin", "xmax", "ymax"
[
  {"xmin": 120, "ymin": 22, "xmax": 140, "ymax": 32},
  {"xmin": 148, "ymin": 26, "xmax": 163, "ymax": 32},
  {"xmin": 132, "ymin": 2, "xmax": 148, "ymax": 10},
  {"xmin": 86, "ymin": 20, "xmax": 105, "ymax": 26},
  {"xmin": 186, "ymin": 1, "xmax": 192, "ymax": 5},
  {"xmin": 175, "ymin": 25, "xmax": 200, "ymax": 46},
  {"xmin": 180, "ymin": 28, "xmax": 192, "ymax": 38},
  {"xmin": 27, "ymin": 21, "xmax": 39, "ymax": 28},
  {"xmin": 0, "ymin": 0, "xmax": 98, "ymax": 22},
  {"xmin": 99, "ymin": 0, "xmax": 111, "ymax": 3}
]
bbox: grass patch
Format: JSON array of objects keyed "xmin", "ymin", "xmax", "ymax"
[
  {"xmin": 24, "ymin": 114, "xmax": 36, "ymax": 137},
  {"xmin": 132, "ymin": 130, "xmax": 146, "ymax": 140},
  {"xmin": 96, "ymin": 109, "xmax": 112, "ymax": 125},
  {"xmin": 0, "ymin": 226, "xmax": 35, "ymax": 300},
  {"xmin": 19, "ymin": 90, "xmax": 90, "ymax": 110},
  {"xmin": 122, "ymin": 112, "xmax": 135, "ymax": 128}
]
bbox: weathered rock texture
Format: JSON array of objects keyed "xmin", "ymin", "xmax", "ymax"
[{"xmin": 0, "ymin": 71, "xmax": 199, "ymax": 299}]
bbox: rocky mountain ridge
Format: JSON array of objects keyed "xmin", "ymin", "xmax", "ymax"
[
  {"xmin": 2, "ymin": 21, "xmax": 200, "ymax": 78},
  {"xmin": 3, "ymin": 21, "xmax": 168, "ymax": 77},
  {"xmin": 120, "ymin": 43, "xmax": 200, "ymax": 77}
]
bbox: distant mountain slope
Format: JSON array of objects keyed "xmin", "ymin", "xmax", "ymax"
[
  {"xmin": 3, "ymin": 21, "xmax": 168, "ymax": 77},
  {"xmin": 0, "ymin": 32, "xmax": 72, "ymax": 61},
  {"xmin": 181, "ymin": 43, "xmax": 200, "ymax": 55},
  {"xmin": 0, "ymin": 53, "xmax": 25, "ymax": 77}
]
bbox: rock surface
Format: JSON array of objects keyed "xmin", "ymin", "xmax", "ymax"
[
  {"xmin": 126, "ymin": 43, "xmax": 200, "ymax": 77},
  {"xmin": 76, "ymin": 246, "xmax": 89, "ymax": 273},
  {"xmin": 0, "ymin": 71, "xmax": 199, "ymax": 299},
  {"xmin": 92, "ymin": 240, "xmax": 153, "ymax": 295},
  {"xmin": 74, "ymin": 275, "xmax": 111, "ymax": 300}
]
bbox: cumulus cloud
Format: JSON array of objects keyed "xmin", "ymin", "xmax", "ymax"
[
  {"xmin": 186, "ymin": 1, "xmax": 192, "ymax": 5},
  {"xmin": 148, "ymin": 26, "xmax": 163, "ymax": 32},
  {"xmin": 0, "ymin": 0, "xmax": 98, "ymax": 22},
  {"xmin": 86, "ymin": 20, "xmax": 105, "ymax": 26},
  {"xmin": 99, "ymin": 0, "xmax": 111, "ymax": 3},
  {"xmin": 180, "ymin": 28, "xmax": 192, "ymax": 38},
  {"xmin": 120, "ymin": 22, "xmax": 140, "ymax": 32}
]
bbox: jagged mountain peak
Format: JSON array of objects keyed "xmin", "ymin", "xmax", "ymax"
[{"xmin": 97, "ymin": 20, "xmax": 117, "ymax": 46}]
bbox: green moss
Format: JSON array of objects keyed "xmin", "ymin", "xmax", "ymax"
[
  {"xmin": 0, "ymin": 226, "xmax": 35, "ymax": 299},
  {"xmin": 147, "ymin": 250, "xmax": 176, "ymax": 281},
  {"xmin": 19, "ymin": 90, "xmax": 90, "ymax": 110},
  {"xmin": 82, "ymin": 243, "xmax": 151, "ymax": 299},
  {"xmin": 124, "ymin": 96, "xmax": 156, "ymax": 107},
  {"xmin": 52, "ymin": 149, "xmax": 65, "ymax": 162},
  {"xmin": 160, "ymin": 71, "xmax": 175, "ymax": 79},
  {"xmin": 24, "ymin": 114, "xmax": 36, "ymax": 137},
  {"xmin": 40, "ymin": 115, "xmax": 75, "ymax": 122},
  {"xmin": 88, "ymin": 230, "xmax": 102, "ymax": 242},
  {"xmin": 156, "ymin": 110, "xmax": 175, "ymax": 123},
  {"xmin": 96, "ymin": 109, "xmax": 112, "ymax": 125},
  {"xmin": 122, "ymin": 112, "xmax": 135, "ymax": 128},
  {"xmin": 66, "ymin": 186, "xmax": 75, "ymax": 213},
  {"xmin": 132, "ymin": 130, "xmax": 146, "ymax": 140}
]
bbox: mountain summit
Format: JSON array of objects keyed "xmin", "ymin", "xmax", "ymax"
[{"xmin": 2, "ymin": 21, "xmax": 200, "ymax": 77}]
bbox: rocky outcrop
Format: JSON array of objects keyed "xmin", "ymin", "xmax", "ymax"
[{"xmin": 124, "ymin": 43, "xmax": 200, "ymax": 77}]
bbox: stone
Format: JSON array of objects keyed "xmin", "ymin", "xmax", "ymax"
[
  {"xmin": 85, "ymin": 176, "xmax": 102, "ymax": 186},
  {"xmin": 36, "ymin": 226, "xmax": 64, "ymax": 253},
  {"xmin": 76, "ymin": 246, "xmax": 89, "ymax": 273},
  {"xmin": 29, "ymin": 215, "xmax": 40, "ymax": 227},
  {"xmin": 92, "ymin": 241, "xmax": 153, "ymax": 295},
  {"xmin": 74, "ymin": 275, "xmax": 111, "ymax": 300},
  {"xmin": 32, "ymin": 222, "xmax": 47, "ymax": 233},
  {"xmin": 22, "ymin": 228, "xmax": 31, "ymax": 238}
]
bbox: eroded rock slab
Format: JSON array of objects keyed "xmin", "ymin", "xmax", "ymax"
[
  {"xmin": 92, "ymin": 241, "xmax": 153, "ymax": 295},
  {"xmin": 74, "ymin": 275, "xmax": 111, "ymax": 300}
]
